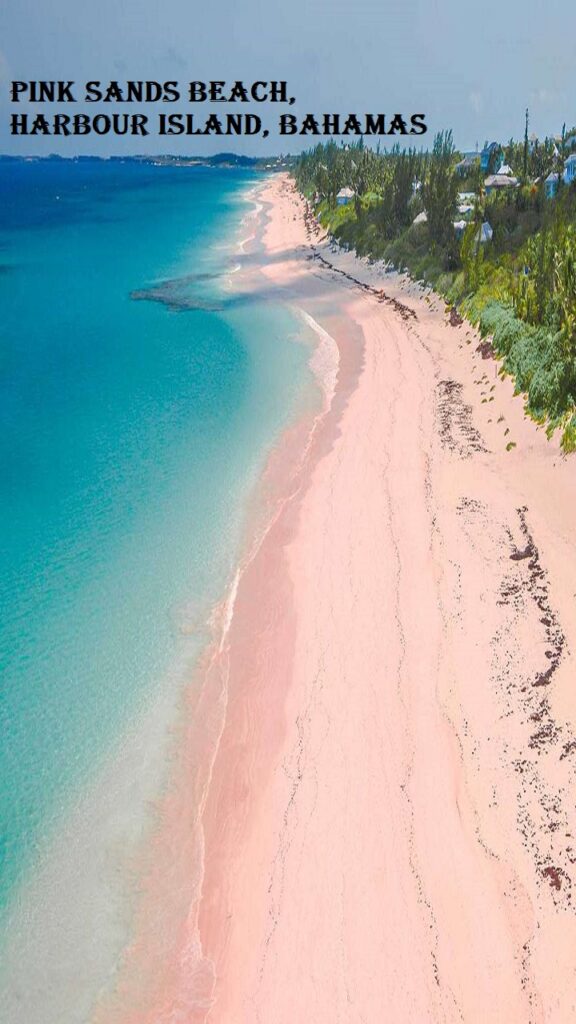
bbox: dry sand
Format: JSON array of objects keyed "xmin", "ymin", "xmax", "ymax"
[{"xmin": 107, "ymin": 174, "xmax": 576, "ymax": 1023}]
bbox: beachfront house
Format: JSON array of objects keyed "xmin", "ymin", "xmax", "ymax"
[
  {"xmin": 478, "ymin": 222, "xmax": 493, "ymax": 244},
  {"xmin": 564, "ymin": 153, "xmax": 576, "ymax": 185},
  {"xmin": 545, "ymin": 172, "xmax": 559, "ymax": 199},
  {"xmin": 484, "ymin": 173, "xmax": 519, "ymax": 194},
  {"xmin": 337, "ymin": 187, "xmax": 355, "ymax": 206},
  {"xmin": 455, "ymin": 155, "xmax": 479, "ymax": 177},
  {"xmin": 545, "ymin": 155, "xmax": 576, "ymax": 198},
  {"xmin": 480, "ymin": 142, "xmax": 500, "ymax": 173}
]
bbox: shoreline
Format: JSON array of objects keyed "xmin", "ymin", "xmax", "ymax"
[
  {"xmin": 105, "ymin": 173, "xmax": 576, "ymax": 1022},
  {"xmin": 0, "ymin": 172, "xmax": 327, "ymax": 1024},
  {"xmin": 89, "ymin": 175, "xmax": 358, "ymax": 1023}
]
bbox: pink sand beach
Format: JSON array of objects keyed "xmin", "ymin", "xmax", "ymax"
[{"xmin": 98, "ymin": 174, "xmax": 576, "ymax": 1023}]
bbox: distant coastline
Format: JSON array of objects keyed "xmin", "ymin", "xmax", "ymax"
[{"xmin": 0, "ymin": 151, "xmax": 290, "ymax": 170}]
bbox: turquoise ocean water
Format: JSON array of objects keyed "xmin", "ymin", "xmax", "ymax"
[{"xmin": 0, "ymin": 160, "xmax": 313, "ymax": 934}]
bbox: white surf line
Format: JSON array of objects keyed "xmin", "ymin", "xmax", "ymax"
[
  {"xmin": 210, "ymin": 307, "xmax": 341, "ymax": 673},
  {"xmin": 236, "ymin": 184, "xmax": 266, "ymax": 254},
  {"xmin": 297, "ymin": 307, "xmax": 340, "ymax": 413}
]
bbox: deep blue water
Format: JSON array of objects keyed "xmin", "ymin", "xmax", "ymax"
[{"xmin": 0, "ymin": 159, "xmax": 312, "ymax": 920}]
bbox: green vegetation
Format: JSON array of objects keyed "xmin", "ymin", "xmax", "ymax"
[{"xmin": 294, "ymin": 130, "xmax": 576, "ymax": 450}]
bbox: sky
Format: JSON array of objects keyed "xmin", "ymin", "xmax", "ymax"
[{"xmin": 0, "ymin": 0, "xmax": 574, "ymax": 157}]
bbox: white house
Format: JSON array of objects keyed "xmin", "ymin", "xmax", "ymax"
[
  {"xmin": 564, "ymin": 153, "xmax": 576, "ymax": 185},
  {"xmin": 336, "ymin": 187, "xmax": 355, "ymax": 206}
]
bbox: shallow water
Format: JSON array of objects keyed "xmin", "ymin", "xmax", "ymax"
[{"xmin": 0, "ymin": 160, "xmax": 315, "ymax": 972}]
